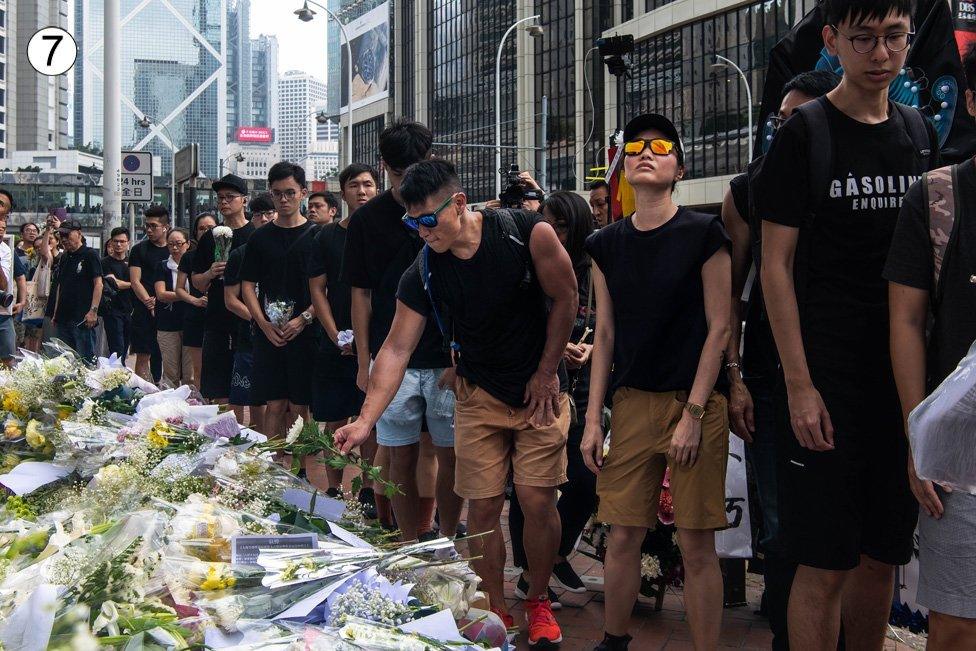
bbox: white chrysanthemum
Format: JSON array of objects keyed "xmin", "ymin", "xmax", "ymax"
[
  {"xmin": 212, "ymin": 225, "xmax": 234, "ymax": 239},
  {"xmin": 640, "ymin": 553, "xmax": 662, "ymax": 580},
  {"xmin": 285, "ymin": 416, "xmax": 303, "ymax": 444}
]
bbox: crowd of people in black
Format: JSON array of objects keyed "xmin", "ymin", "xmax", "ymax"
[{"xmin": 0, "ymin": 1, "xmax": 974, "ymax": 648}]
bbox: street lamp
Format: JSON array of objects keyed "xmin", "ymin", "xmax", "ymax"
[
  {"xmin": 296, "ymin": 0, "xmax": 353, "ymax": 167},
  {"xmin": 220, "ymin": 152, "xmax": 246, "ymax": 176},
  {"xmin": 138, "ymin": 115, "xmax": 178, "ymax": 216},
  {"xmin": 711, "ymin": 54, "xmax": 754, "ymax": 162},
  {"xmin": 495, "ymin": 15, "xmax": 543, "ymax": 198}
]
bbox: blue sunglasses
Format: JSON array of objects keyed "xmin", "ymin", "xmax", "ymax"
[{"xmin": 401, "ymin": 193, "xmax": 457, "ymax": 231}]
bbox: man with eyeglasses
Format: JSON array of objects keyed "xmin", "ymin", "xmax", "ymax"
[
  {"xmin": 241, "ymin": 163, "xmax": 317, "ymax": 440},
  {"xmin": 755, "ymin": 0, "xmax": 941, "ymax": 647},
  {"xmin": 719, "ymin": 68, "xmax": 839, "ymax": 650},
  {"xmin": 192, "ymin": 174, "xmax": 254, "ymax": 407},
  {"xmin": 129, "ymin": 205, "xmax": 170, "ymax": 381},
  {"xmin": 101, "ymin": 227, "xmax": 133, "ymax": 362}
]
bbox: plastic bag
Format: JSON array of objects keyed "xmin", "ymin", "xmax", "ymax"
[{"xmin": 909, "ymin": 339, "xmax": 976, "ymax": 494}]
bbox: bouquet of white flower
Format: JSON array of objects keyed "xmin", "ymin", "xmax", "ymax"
[{"xmin": 212, "ymin": 225, "xmax": 234, "ymax": 263}]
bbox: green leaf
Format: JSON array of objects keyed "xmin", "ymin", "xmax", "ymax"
[
  {"xmin": 384, "ymin": 484, "xmax": 398, "ymax": 499},
  {"xmin": 325, "ymin": 456, "xmax": 348, "ymax": 469},
  {"xmin": 351, "ymin": 476, "xmax": 363, "ymax": 496}
]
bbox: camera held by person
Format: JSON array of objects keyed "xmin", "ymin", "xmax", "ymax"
[{"xmin": 498, "ymin": 165, "xmax": 546, "ymax": 211}]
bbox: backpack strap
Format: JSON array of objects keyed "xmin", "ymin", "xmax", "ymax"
[
  {"xmin": 893, "ymin": 102, "xmax": 934, "ymax": 169},
  {"xmin": 493, "ymin": 208, "xmax": 534, "ymax": 289},
  {"xmin": 794, "ymin": 98, "xmax": 832, "ymax": 212},
  {"xmin": 418, "ymin": 243, "xmax": 459, "ymax": 357},
  {"xmin": 923, "ymin": 163, "xmax": 960, "ymax": 306}
]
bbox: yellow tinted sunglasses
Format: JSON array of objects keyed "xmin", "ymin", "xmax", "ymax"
[{"xmin": 623, "ymin": 138, "xmax": 676, "ymax": 157}]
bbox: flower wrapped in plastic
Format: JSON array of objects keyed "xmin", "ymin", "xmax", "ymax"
[
  {"xmin": 212, "ymin": 225, "xmax": 234, "ymax": 263},
  {"xmin": 264, "ymin": 297, "xmax": 295, "ymax": 330}
]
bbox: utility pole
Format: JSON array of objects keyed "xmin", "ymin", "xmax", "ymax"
[{"xmin": 102, "ymin": 0, "xmax": 122, "ymax": 243}]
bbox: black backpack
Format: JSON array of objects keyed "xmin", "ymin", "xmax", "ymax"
[
  {"xmin": 745, "ymin": 98, "xmax": 935, "ymax": 302},
  {"xmin": 419, "ymin": 208, "xmax": 533, "ymax": 356}
]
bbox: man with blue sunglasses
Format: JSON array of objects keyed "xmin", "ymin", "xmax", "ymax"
[{"xmin": 336, "ymin": 159, "xmax": 578, "ymax": 647}]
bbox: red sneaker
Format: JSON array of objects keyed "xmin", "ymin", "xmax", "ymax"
[
  {"xmin": 490, "ymin": 606, "xmax": 517, "ymax": 643},
  {"xmin": 525, "ymin": 595, "xmax": 562, "ymax": 647}
]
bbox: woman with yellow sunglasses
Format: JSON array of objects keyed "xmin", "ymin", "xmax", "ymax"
[{"xmin": 581, "ymin": 113, "xmax": 733, "ymax": 651}]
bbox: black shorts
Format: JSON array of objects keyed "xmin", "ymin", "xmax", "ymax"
[
  {"xmin": 775, "ymin": 370, "xmax": 917, "ymax": 571},
  {"xmin": 129, "ymin": 306, "xmax": 158, "ymax": 354},
  {"xmin": 250, "ymin": 327, "xmax": 315, "ymax": 406},
  {"xmin": 312, "ymin": 349, "xmax": 364, "ymax": 423},
  {"xmin": 183, "ymin": 311, "xmax": 206, "ymax": 348},
  {"xmin": 200, "ymin": 329, "xmax": 235, "ymax": 400},
  {"xmin": 229, "ymin": 350, "xmax": 264, "ymax": 407}
]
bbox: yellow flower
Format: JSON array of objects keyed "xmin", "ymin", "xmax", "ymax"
[
  {"xmin": 198, "ymin": 565, "xmax": 229, "ymax": 591},
  {"xmin": 3, "ymin": 424, "xmax": 22, "ymax": 440},
  {"xmin": 56, "ymin": 406, "xmax": 74, "ymax": 421},
  {"xmin": 25, "ymin": 429, "xmax": 44, "ymax": 450},
  {"xmin": 2, "ymin": 390, "xmax": 26, "ymax": 417},
  {"xmin": 147, "ymin": 427, "xmax": 169, "ymax": 449}
]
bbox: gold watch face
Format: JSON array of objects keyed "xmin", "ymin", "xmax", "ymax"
[{"xmin": 686, "ymin": 403, "xmax": 705, "ymax": 420}]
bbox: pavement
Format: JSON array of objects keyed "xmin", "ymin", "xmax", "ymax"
[{"xmin": 484, "ymin": 501, "xmax": 924, "ymax": 651}]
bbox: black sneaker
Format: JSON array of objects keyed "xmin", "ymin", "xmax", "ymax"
[
  {"xmin": 513, "ymin": 573, "xmax": 561, "ymax": 610},
  {"xmin": 455, "ymin": 522, "xmax": 467, "ymax": 539},
  {"xmin": 593, "ymin": 633, "xmax": 632, "ymax": 651},
  {"xmin": 418, "ymin": 530, "xmax": 440, "ymax": 543},
  {"xmin": 552, "ymin": 560, "xmax": 586, "ymax": 593},
  {"xmin": 358, "ymin": 487, "xmax": 377, "ymax": 520}
]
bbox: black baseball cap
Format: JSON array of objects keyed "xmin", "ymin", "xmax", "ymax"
[
  {"xmin": 212, "ymin": 174, "xmax": 247, "ymax": 195},
  {"xmin": 58, "ymin": 219, "xmax": 83, "ymax": 235},
  {"xmin": 623, "ymin": 113, "xmax": 685, "ymax": 164}
]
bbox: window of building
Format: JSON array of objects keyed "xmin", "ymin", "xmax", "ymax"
[{"xmin": 619, "ymin": 0, "xmax": 817, "ymax": 179}]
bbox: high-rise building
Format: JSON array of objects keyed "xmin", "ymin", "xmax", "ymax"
[
  {"xmin": 277, "ymin": 69, "xmax": 327, "ymax": 165},
  {"xmin": 0, "ymin": 0, "xmax": 11, "ymax": 158},
  {"xmin": 73, "ymin": 0, "xmax": 231, "ymax": 178},
  {"xmin": 250, "ymin": 34, "xmax": 279, "ymax": 130},
  {"xmin": 12, "ymin": 0, "xmax": 71, "ymax": 152},
  {"xmin": 226, "ymin": 0, "xmax": 252, "ymax": 139}
]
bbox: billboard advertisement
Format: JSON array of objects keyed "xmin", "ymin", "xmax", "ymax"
[
  {"xmin": 235, "ymin": 126, "xmax": 274, "ymax": 143},
  {"xmin": 955, "ymin": 0, "xmax": 976, "ymax": 56},
  {"xmin": 340, "ymin": 2, "xmax": 390, "ymax": 111}
]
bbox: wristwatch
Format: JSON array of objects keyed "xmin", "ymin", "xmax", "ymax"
[
  {"xmin": 684, "ymin": 402, "xmax": 706, "ymax": 421},
  {"xmin": 88, "ymin": 306, "xmax": 98, "ymax": 314},
  {"xmin": 301, "ymin": 310, "xmax": 313, "ymax": 324}
]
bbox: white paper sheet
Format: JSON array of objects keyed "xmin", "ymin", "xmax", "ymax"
[
  {"xmin": 401, "ymin": 609, "xmax": 468, "ymax": 643},
  {"xmin": 0, "ymin": 583, "xmax": 60, "ymax": 649},
  {"xmin": 0, "ymin": 461, "xmax": 71, "ymax": 495},
  {"xmin": 281, "ymin": 489, "xmax": 346, "ymax": 521},
  {"xmin": 327, "ymin": 521, "xmax": 373, "ymax": 549}
]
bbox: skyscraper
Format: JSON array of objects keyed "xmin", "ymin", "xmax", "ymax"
[
  {"xmin": 277, "ymin": 69, "xmax": 327, "ymax": 165},
  {"xmin": 226, "ymin": 0, "xmax": 252, "ymax": 139},
  {"xmin": 250, "ymin": 34, "xmax": 279, "ymax": 130},
  {"xmin": 0, "ymin": 0, "xmax": 11, "ymax": 158},
  {"xmin": 73, "ymin": 0, "xmax": 234, "ymax": 178},
  {"xmin": 13, "ymin": 0, "xmax": 71, "ymax": 152}
]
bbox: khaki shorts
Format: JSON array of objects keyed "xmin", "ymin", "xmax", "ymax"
[
  {"xmin": 597, "ymin": 387, "xmax": 729, "ymax": 530},
  {"xmin": 454, "ymin": 377, "xmax": 569, "ymax": 499}
]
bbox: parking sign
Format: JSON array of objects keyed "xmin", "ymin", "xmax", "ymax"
[{"xmin": 121, "ymin": 151, "xmax": 154, "ymax": 203}]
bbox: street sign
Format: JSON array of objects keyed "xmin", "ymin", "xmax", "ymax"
[
  {"xmin": 174, "ymin": 144, "xmax": 199, "ymax": 184},
  {"xmin": 120, "ymin": 151, "xmax": 153, "ymax": 203}
]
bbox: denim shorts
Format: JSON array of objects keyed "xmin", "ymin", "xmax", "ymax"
[{"xmin": 376, "ymin": 367, "xmax": 455, "ymax": 448}]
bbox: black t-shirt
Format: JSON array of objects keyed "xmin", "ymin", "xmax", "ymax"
[
  {"xmin": 240, "ymin": 220, "xmax": 316, "ymax": 319},
  {"xmin": 585, "ymin": 209, "xmax": 731, "ymax": 395},
  {"xmin": 100, "ymin": 254, "xmax": 132, "ymax": 316},
  {"xmin": 397, "ymin": 210, "xmax": 565, "ymax": 407},
  {"xmin": 178, "ymin": 250, "xmax": 206, "ymax": 326},
  {"xmin": 341, "ymin": 190, "xmax": 451, "ymax": 369},
  {"xmin": 309, "ymin": 221, "xmax": 355, "ymax": 359},
  {"xmin": 757, "ymin": 97, "xmax": 940, "ymax": 372},
  {"xmin": 192, "ymin": 221, "xmax": 255, "ymax": 333},
  {"xmin": 128, "ymin": 239, "xmax": 169, "ymax": 298},
  {"xmin": 884, "ymin": 158, "xmax": 976, "ymax": 391},
  {"xmin": 55, "ymin": 246, "xmax": 103, "ymax": 323},
  {"xmin": 154, "ymin": 258, "xmax": 185, "ymax": 332},
  {"xmin": 223, "ymin": 244, "xmax": 251, "ymax": 352}
]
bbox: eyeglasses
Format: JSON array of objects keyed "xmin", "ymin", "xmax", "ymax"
[
  {"xmin": 252, "ymin": 210, "xmax": 276, "ymax": 218},
  {"xmin": 145, "ymin": 222, "xmax": 165, "ymax": 230},
  {"xmin": 168, "ymin": 240, "xmax": 188, "ymax": 248},
  {"xmin": 217, "ymin": 193, "xmax": 243, "ymax": 203},
  {"xmin": 402, "ymin": 194, "xmax": 457, "ymax": 231},
  {"xmin": 768, "ymin": 115, "xmax": 787, "ymax": 132},
  {"xmin": 109, "ymin": 238, "xmax": 128, "ymax": 246},
  {"xmin": 830, "ymin": 26, "xmax": 913, "ymax": 54},
  {"xmin": 271, "ymin": 189, "xmax": 299, "ymax": 200},
  {"xmin": 623, "ymin": 138, "xmax": 677, "ymax": 157}
]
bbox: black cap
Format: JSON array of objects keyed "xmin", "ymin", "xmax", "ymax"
[
  {"xmin": 212, "ymin": 174, "xmax": 247, "ymax": 195},
  {"xmin": 58, "ymin": 219, "xmax": 83, "ymax": 235},
  {"xmin": 623, "ymin": 113, "xmax": 684, "ymax": 164},
  {"xmin": 522, "ymin": 188, "xmax": 545, "ymax": 201}
]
